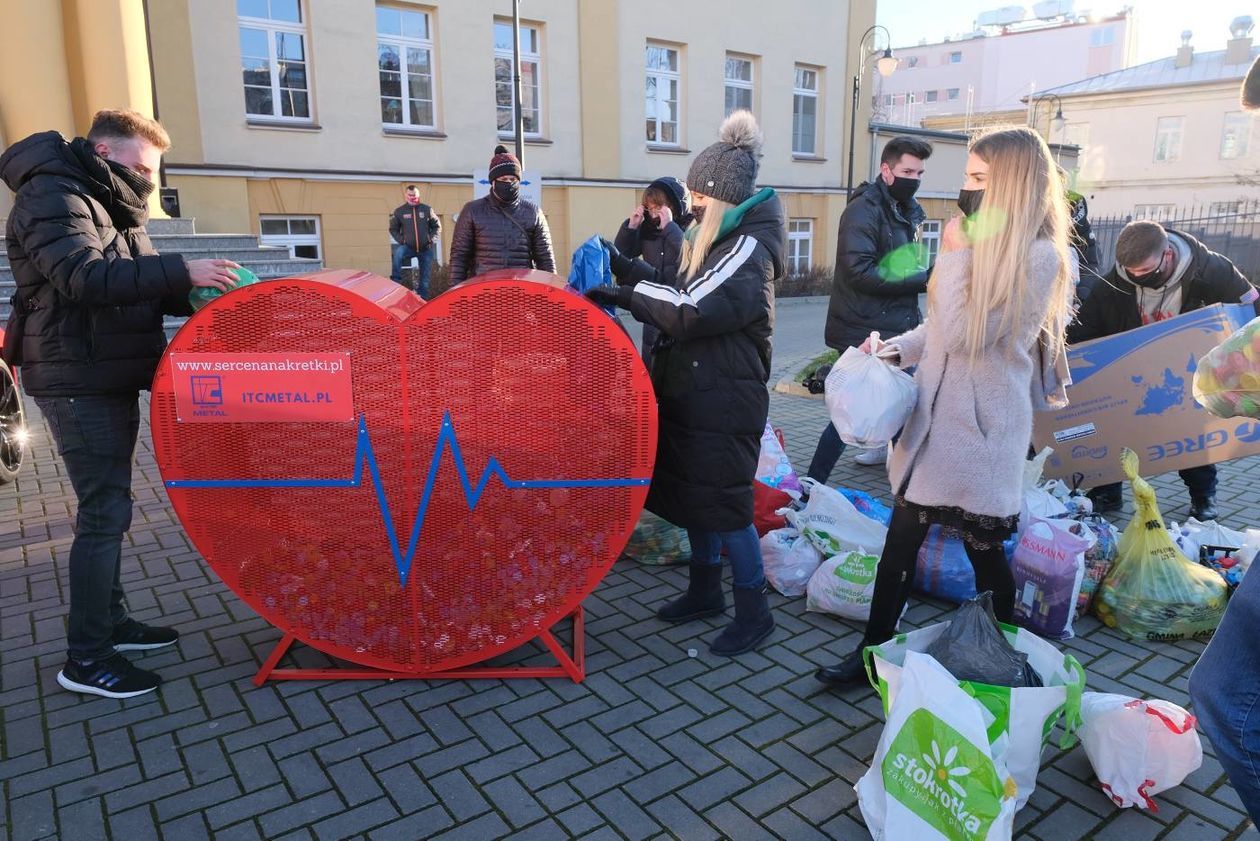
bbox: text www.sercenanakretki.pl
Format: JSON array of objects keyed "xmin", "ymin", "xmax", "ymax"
[{"xmin": 174, "ymin": 358, "xmax": 346, "ymax": 373}]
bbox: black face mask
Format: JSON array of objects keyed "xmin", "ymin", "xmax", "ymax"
[
  {"xmin": 691, "ymin": 204, "xmax": 706, "ymax": 224},
  {"xmin": 492, "ymin": 180, "xmax": 520, "ymax": 203},
  {"xmin": 1127, "ymin": 250, "xmax": 1171, "ymax": 289},
  {"xmin": 888, "ymin": 176, "xmax": 920, "ymax": 203},
  {"xmin": 956, "ymin": 188, "xmax": 984, "ymax": 217},
  {"xmin": 639, "ymin": 213, "xmax": 658, "ymax": 235}
]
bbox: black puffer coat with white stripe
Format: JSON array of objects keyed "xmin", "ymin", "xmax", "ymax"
[{"xmin": 621, "ymin": 190, "xmax": 785, "ymax": 532}]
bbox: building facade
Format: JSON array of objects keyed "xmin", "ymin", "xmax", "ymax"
[{"xmin": 0, "ymin": 0, "xmax": 882, "ymax": 280}]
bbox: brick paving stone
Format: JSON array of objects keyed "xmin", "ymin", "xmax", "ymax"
[
  {"xmin": 366, "ymin": 804, "xmax": 455, "ymax": 841},
  {"xmin": 258, "ymin": 791, "xmax": 346, "ymax": 838},
  {"xmin": 310, "ymin": 796, "xmax": 399, "ymax": 841},
  {"xmin": 556, "ymin": 803, "xmax": 606, "ymax": 836},
  {"xmin": 427, "ymin": 770, "xmax": 491, "ymax": 822}
]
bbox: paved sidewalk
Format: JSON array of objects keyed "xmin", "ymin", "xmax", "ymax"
[{"xmin": 1, "ymin": 387, "xmax": 1258, "ymax": 840}]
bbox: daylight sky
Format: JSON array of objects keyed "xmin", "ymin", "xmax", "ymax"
[{"xmin": 876, "ymin": 0, "xmax": 1253, "ymax": 64}]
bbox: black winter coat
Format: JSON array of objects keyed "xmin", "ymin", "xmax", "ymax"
[
  {"xmin": 448, "ymin": 195, "xmax": 556, "ymax": 284},
  {"xmin": 614, "ymin": 219, "xmax": 684, "ymax": 290},
  {"xmin": 0, "ymin": 132, "xmax": 192, "ymax": 397},
  {"xmin": 621, "ymin": 191, "xmax": 785, "ymax": 532},
  {"xmin": 1068, "ymin": 229, "xmax": 1258, "ymax": 344},
  {"xmin": 824, "ymin": 179, "xmax": 928, "ymax": 351},
  {"xmin": 389, "ymin": 202, "xmax": 440, "ymax": 252}
]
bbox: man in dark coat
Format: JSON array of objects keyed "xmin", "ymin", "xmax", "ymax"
[
  {"xmin": 448, "ymin": 146, "xmax": 555, "ymax": 284},
  {"xmin": 1069, "ymin": 220, "xmax": 1259, "ymax": 521},
  {"xmin": 809, "ymin": 136, "xmax": 932, "ymax": 479},
  {"xmin": 0, "ymin": 109, "xmax": 238, "ymax": 698},
  {"xmin": 388, "ymin": 184, "xmax": 440, "ymax": 296}
]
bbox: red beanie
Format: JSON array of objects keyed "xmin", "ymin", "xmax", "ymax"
[{"xmin": 489, "ymin": 145, "xmax": 521, "ymax": 180}]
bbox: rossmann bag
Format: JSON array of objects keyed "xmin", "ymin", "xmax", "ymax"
[
  {"xmin": 761, "ymin": 528, "xmax": 823, "ymax": 597},
  {"xmin": 857, "ymin": 651, "xmax": 1019, "ymax": 841},
  {"xmin": 1095, "ymin": 449, "xmax": 1228, "ymax": 642},
  {"xmin": 1011, "ymin": 516, "xmax": 1095, "ymax": 640},
  {"xmin": 805, "ymin": 549, "xmax": 880, "ymax": 620},
  {"xmin": 824, "ymin": 337, "xmax": 917, "ymax": 449}
]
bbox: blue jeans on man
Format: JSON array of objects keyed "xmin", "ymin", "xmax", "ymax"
[
  {"xmin": 391, "ymin": 243, "xmax": 434, "ymax": 297},
  {"xmin": 33, "ymin": 394, "xmax": 139, "ymax": 662}
]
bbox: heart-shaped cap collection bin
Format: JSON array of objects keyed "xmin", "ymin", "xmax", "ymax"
[{"xmin": 150, "ymin": 269, "xmax": 656, "ymax": 674}]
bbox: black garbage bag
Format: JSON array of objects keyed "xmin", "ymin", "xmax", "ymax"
[{"xmin": 925, "ymin": 591, "xmax": 1042, "ymax": 688}]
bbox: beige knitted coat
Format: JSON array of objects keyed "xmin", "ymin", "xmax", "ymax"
[{"xmin": 886, "ymin": 240, "xmax": 1064, "ymax": 520}]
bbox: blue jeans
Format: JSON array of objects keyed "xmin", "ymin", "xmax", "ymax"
[
  {"xmin": 391, "ymin": 244, "xmax": 434, "ymax": 297},
  {"xmin": 687, "ymin": 524, "xmax": 766, "ymax": 590},
  {"xmin": 34, "ymin": 394, "xmax": 139, "ymax": 662},
  {"xmin": 1190, "ymin": 566, "xmax": 1260, "ymax": 822}
]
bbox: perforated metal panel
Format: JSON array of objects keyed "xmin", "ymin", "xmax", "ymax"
[{"xmin": 151, "ymin": 270, "xmax": 656, "ymax": 673}]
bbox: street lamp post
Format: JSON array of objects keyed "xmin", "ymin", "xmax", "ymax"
[
  {"xmin": 511, "ymin": 0, "xmax": 525, "ymax": 166},
  {"xmin": 847, "ymin": 25, "xmax": 899, "ymax": 200},
  {"xmin": 1029, "ymin": 93, "xmax": 1065, "ymax": 140}
]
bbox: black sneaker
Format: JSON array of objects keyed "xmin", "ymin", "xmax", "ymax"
[
  {"xmin": 57, "ymin": 653, "xmax": 161, "ymax": 699},
  {"xmin": 1087, "ymin": 489, "xmax": 1123, "ymax": 514},
  {"xmin": 111, "ymin": 619, "xmax": 180, "ymax": 652},
  {"xmin": 1190, "ymin": 496, "xmax": 1218, "ymax": 522}
]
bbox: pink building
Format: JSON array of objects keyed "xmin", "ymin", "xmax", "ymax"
[{"xmin": 876, "ymin": 8, "xmax": 1135, "ymax": 125}]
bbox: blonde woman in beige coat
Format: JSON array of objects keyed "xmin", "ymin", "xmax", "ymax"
[{"xmin": 817, "ymin": 126, "xmax": 1075, "ymax": 687}]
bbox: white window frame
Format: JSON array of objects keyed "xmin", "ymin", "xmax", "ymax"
[
  {"xmin": 645, "ymin": 43, "xmax": 681, "ymax": 147},
  {"xmin": 724, "ymin": 53, "xmax": 755, "ymax": 116},
  {"xmin": 1154, "ymin": 116, "xmax": 1184, "ymax": 162},
  {"xmin": 949, "ymin": 51, "xmax": 962, "ymax": 64},
  {"xmin": 260, "ymin": 215, "xmax": 322, "ymax": 260},
  {"xmin": 376, "ymin": 5, "xmax": 436, "ymax": 130},
  {"xmin": 925, "ymin": 89, "xmax": 938, "ymax": 103},
  {"xmin": 1209, "ymin": 201, "xmax": 1243, "ymax": 218},
  {"xmin": 238, "ymin": 0, "xmax": 311, "ymax": 122},
  {"xmin": 787, "ymin": 219, "xmax": 813, "ymax": 275},
  {"xmin": 920, "ymin": 220, "xmax": 941, "ymax": 268},
  {"xmin": 1221, "ymin": 112, "xmax": 1253, "ymax": 159},
  {"xmin": 495, "ymin": 20, "xmax": 543, "ymax": 138},
  {"xmin": 1132, "ymin": 204, "xmax": 1175, "ymax": 221},
  {"xmin": 947, "ymin": 87, "xmax": 960, "ymax": 101},
  {"xmin": 792, "ymin": 64, "xmax": 820, "ymax": 156}
]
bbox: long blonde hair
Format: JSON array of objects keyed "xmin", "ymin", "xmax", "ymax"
[
  {"xmin": 679, "ymin": 198, "xmax": 734, "ymax": 282},
  {"xmin": 935, "ymin": 127, "xmax": 1072, "ymax": 361}
]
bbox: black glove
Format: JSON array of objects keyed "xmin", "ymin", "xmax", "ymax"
[
  {"xmin": 600, "ymin": 237, "xmax": 637, "ymax": 284},
  {"xmin": 585, "ymin": 285, "xmax": 632, "ymax": 310}
]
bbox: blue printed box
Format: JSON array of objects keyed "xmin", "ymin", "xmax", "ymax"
[{"xmin": 1033, "ymin": 304, "xmax": 1260, "ymax": 486}]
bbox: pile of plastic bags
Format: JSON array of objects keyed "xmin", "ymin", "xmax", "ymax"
[{"xmin": 1193, "ymin": 314, "xmax": 1260, "ymax": 419}]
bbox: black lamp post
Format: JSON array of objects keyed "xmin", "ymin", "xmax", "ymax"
[
  {"xmin": 847, "ymin": 25, "xmax": 899, "ymax": 199},
  {"xmin": 1029, "ymin": 93, "xmax": 1066, "ymax": 140},
  {"xmin": 511, "ymin": 0, "xmax": 525, "ymax": 166}
]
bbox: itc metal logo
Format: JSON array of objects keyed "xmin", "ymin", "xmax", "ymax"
[{"xmin": 189, "ymin": 376, "xmax": 223, "ymax": 406}]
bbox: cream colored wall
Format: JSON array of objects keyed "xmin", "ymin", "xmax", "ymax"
[
  {"xmin": 1063, "ymin": 84, "xmax": 1259, "ymax": 215},
  {"xmin": 166, "ymin": 175, "xmax": 253, "ymax": 233}
]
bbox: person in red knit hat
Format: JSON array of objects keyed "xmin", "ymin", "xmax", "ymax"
[{"xmin": 448, "ymin": 145, "xmax": 555, "ymax": 284}]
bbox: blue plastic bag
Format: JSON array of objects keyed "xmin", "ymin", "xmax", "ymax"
[
  {"xmin": 915, "ymin": 524, "xmax": 1018, "ymax": 603},
  {"xmin": 567, "ymin": 235, "xmax": 615, "ymax": 316},
  {"xmin": 838, "ymin": 488, "xmax": 892, "ymax": 526}
]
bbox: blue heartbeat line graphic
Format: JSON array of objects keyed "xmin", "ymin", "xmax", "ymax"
[{"xmin": 165, "ymin": 413, "xmax": 650, "ymax": 585}]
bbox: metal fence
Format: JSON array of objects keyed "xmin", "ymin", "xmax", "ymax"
[{"xmin": 1090, "ymin": 200, "xmax": 1260, "ymax": 281}]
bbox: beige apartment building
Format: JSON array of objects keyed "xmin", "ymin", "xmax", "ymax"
[{"xmin": 0, "ymin": 0, "xmax": 881, "ymax": 280}]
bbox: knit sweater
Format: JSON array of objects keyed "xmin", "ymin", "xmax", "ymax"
[{"xmin": 886, "ymin": 240, "xmax": 1064, "ymax": 519}]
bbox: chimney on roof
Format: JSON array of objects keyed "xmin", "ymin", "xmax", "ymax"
[
  {"xmin": 1225, "ymin": 16, "xmax": 1254, "ymax": 65},
  {"xmin": 1175, "ymin": 30, "xmax": 1194, "ymax": 69}
]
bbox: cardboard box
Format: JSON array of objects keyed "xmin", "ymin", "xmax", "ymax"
[{"xmin": 1033, "ymin": 304, "xmax": 1260, "ymax": 486}]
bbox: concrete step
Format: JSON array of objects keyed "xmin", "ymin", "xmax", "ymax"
[{"xmin": 145, "ymin": 218, "xmax": 196, "ymax": 236}]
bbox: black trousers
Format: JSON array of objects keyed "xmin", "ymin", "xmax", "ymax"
[
  {"xmin": 861, "ymin": 503, "xmax": 1016, "ymax": 646},
  {"xmin": 1092, "ymin": 463, "xmax": 1218, "ymax": 503}
]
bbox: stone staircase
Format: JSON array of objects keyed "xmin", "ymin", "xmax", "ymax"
[{"xmin": 0, "ymin": 217, "xmax": 322, "ymax": 328}]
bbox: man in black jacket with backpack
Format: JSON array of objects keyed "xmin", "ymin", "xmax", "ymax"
[
  {"xmin": 1, "ymin": 109, "xmax": 237, "ymax": 698},
  {"xmin": 389, "ymin": 184, "xmax": 440, "ymax": 296}
]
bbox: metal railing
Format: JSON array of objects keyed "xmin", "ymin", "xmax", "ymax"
[{"xmin": 1090, "ymin": 200, "xmax": 1260, "ymax": 281}]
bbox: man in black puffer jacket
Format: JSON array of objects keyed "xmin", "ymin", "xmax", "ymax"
[
  {"xmin": 448, "ymin": 146, "xmax": 555, "ymax": 284},
  {"xmin": 809, "ymin": 136, "xmax": 932, "ymax": 480},
  {"xmin": 1, "ymin": 110, "xmax": 238, "ymax": 699}
]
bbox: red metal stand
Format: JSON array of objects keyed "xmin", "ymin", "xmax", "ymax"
[{"xmin": 252, "ymin": 604, "xmax": 585, "ymax": 686}]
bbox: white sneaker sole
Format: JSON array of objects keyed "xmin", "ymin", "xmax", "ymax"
[
  {"xmin": 853, "ymin": 450, "xmax": 887, "ymax": 466},
  {"xmin": 57, "ymin": 670, "xmax": 159, "ymax": 699},
  {"xmin": 113, "ymin": 639, "xmax": 179, "ymax": 652}
]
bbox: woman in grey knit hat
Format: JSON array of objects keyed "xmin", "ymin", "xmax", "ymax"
[{"xmin": 587, "ymin": 111, "xmax": 786, "ymax": 656}]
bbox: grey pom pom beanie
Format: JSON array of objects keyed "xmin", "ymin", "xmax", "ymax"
[{"xmin": 686, "ymin": 110, "xmax": 763, "ymax": 205}]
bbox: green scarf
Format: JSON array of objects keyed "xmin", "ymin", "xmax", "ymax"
[{"xmin": 685, "ymin": 187, "xmax": 775, "ymax": 244}]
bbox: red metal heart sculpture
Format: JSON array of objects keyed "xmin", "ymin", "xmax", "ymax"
[{"xmin": 150, "ymin": 270, "xmax": 655, "ymax": 674}]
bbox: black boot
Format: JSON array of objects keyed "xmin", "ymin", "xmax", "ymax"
[
  {"xmin": 656, "ymin": 564, "xmax": 725, "ymax": 623},
  {"xmin": 709, "ymin": 587, "xmax": 774, "ymax": 656},
  {"xmin": 1190, "ymin": 496, "xmax": 1218, "ymax": 522},
  {"xmin": 815, "ymin": 643, "xmax": 873, "ymax": 687}
]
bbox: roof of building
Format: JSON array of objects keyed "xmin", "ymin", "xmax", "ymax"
[
  {"xmin": 1034, "ymin": 44, "xmax": 1260, "ymax": 98},
  {"xmin": 893, "ymin": 13, "xmax": 1128, "ymax": 53}
]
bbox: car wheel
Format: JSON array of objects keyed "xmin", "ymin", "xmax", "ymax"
[{"xmin": 0, "ymin": 361, "xmax": 25, "ymax": 484}]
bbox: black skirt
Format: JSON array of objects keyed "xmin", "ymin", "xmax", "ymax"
[{"xmin": 893, "ymin": 490, "xmax": 1019, "ymax": 551}]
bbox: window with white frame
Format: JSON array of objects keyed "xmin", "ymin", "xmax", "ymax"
[
  {"xmin": 495, "ymin": 21, "xmax": 542, "ymax": 136},
  {"xmin": 787, "ymin": 219, "xmax": 813, "ymax": 275},
  {"xmin": 919, "ymin": 220, "xmax": 941, "ymax": 268},
  {"xmin": 925, "ymin": 90, "xmax": 938, "ymax": 103},
  {"xmin": 724, "ymin": 54, "xmax": 754, "ymax": 115},
  {"xmin": 947, "ymin": 87, "xmax": 960, "ymax": 101},
  {"xmin": 1209, "ymin": 201, "xmax": 1243, "ymax": 218},
  {"xmin": 792, "ymin": 65, "xmax": 819, "ymax": 155},
  {"xmin": 645, "ymin": 43, "xmax": 680, "ymax": 145},
  {"xmin": 376, "ymin": 6, "xmax": 435, "ymax": 129},
  {"xmin": 949, "ymin": 51, "xmax": 962, "ymax": 63},
  {"xmin": 1153, "ymin": 117, "xmax": 1184, "ymax": 161},
  {"xmin": 260, "ymin": 216, "xmax": 321, "ymax": 260},
  {"xmin": 1221, "ymin": 112, "xmax": 1253, "ymax": 159},
  {"xmin": 238, "ymin": 0, "xmax": 310, "ymax": 120},
  {"xmin": 1090, "ymin": 26, "xmax": 1115, "ymax": 47},
  {"xmin": 1132, "ymin": 204, "xmax": 1175, "ymax": 221}
]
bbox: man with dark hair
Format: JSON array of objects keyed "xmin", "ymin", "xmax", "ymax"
[
  {"xmin": 1, "ymin": 109, "xmax": 237, "ymax": 698},
  {"xmin": 389, "ymin": 184, "xmax": 440, "ymax": 296},
  {"xmin": 1069, "ymin": 219, "xmax": 1259, "ymax": 520},
  {"xmin": 808, "ymin": 135, "xmax": 932, "ymax": 479}
]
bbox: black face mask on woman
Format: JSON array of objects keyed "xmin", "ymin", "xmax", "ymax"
[
  {"xmin": 492, "ymin": 180, "xmax": 520, "ymax": 203},
  {"xmin": 956, "ymin": 188, "xmax": 985, "ymax": 217}
]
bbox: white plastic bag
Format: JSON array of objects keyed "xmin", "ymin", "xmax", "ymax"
[
  {"xmin": 1079, "ymin": 692, "xmax": 1203, "ymax": 811},
  {"xmin": 1018, "ymin": 449, "xmax": 1068, "ymax": 538},
  {"xmin": 1240, "ymin": 529, "xmax": 1260, "ymax": 574},
  {"xmin": 857, "ymin": 651, "xmax": 1019, "ymax": 841},
  {"xmin": 1185, "ymin": 518, "xmax": 1246, "ymax": 553},
  {"xmin": 783, "ymin": 478, "xmax": 889, "ymax": 557},
  {"xmin": 824, "ymin": 337, "xmax": 917, "ymax": 449},
  {"xmin": 761, "ymin": 528, "xmax": 823, "ymax": 597},
  {"xmin": 1011, "ymin": 516, "xmax": 1096, "ymax": 640},
  {"xmin": 806, "ymin": 549, "xmax": 880, "ymax": 620},
  {"xmin": 756, "ymin": 421, "xmax": 803, "ymax": 496}
]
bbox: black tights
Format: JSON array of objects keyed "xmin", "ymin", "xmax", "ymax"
[{"xmin": 861, "ymin": 504, "xmax": 1016, "ymax": 647}]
